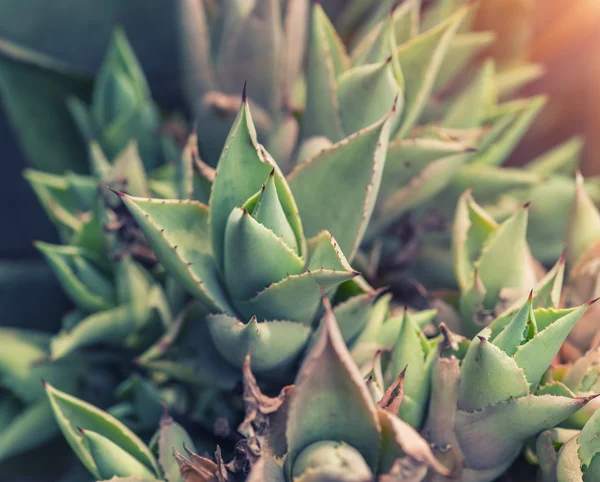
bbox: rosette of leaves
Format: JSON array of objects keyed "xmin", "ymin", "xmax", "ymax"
[
  {"xmin": 177, "ymin": 0, "xmax": 310, "ymax": 164},
  {"xmin": 176, "ymin": 301, "xmax": 451, "ymax": 482},
  {"xmin": 423, "ymin": 295, "xmax": 598, "ymax": 482},
  {"xmin": 447, "ymin": 189, "xmax": 568, "ymax": 336},
  {"xmin": 535, "ymin": 408, "xmax": 600, "ymax": 482},
  {"xmin": 116, "ymin": 91, "xmax": 394, "ymax": 380},
  {"xmin": 20, "ymin": 31, "xmax": 197, "ymax": 362}
]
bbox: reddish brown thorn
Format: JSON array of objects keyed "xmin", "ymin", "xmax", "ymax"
[
  {"xmin": 107, "ymin": 186, "xmax": 125, "ymax": 198},
  {"xmin": 586, "ymin": 297, "xmax": 600, "ymax": 306},
  {"xmin": 242, "ymin": 81, "xmax": 247, "ymax": 102},
  {"xmin": 523, "ymin": 201, "xmax": 531, "ymax": 209}
]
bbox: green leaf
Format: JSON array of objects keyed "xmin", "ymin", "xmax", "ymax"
[
  {"xmin": 119, "ymin": 195, "xmax": 233, "ymax": 314},
  {"xmin": 433, "ymin": 31, "xmax": 496, "ymax": 91},
  {"xmin": 492, "ymin": 295, "xmax": 535, "ymax": 356},
  {"xmin": 236, "ymin": 269, "xmax": 358, "ymax": 323},
  {"xmin": 251, "ymin": 171, "xmax": 299, "ymax": 252},
  {"xmin": 302, "ymin": 3, "xmax": 348, "ymax": 142},
  {"xmin": 210, "ymin": 99, "xmax": 304, "ymax": 267},
  {"xmin": 177, "ymin": 0, "xmax": 216, "ymax": 110},
  {"xmin": 0, "ymin": 38, "xmax": 92, "ymax": 173},
  {"xmin": 333, "ymin": 291, "xmax": 381, "ymax": 345},
  {"xmin": 337, "ymin": 60, "xmax": 401, "ymax": 137},
  {"xmin": 305, "ymin": 230, "xmax": 355, "ymax": 272},
  {"xmin": 45, "ymin": 383, "xmax": 159, "ymax": 479},
  {"xmin": 496, "ymin": 63, "xmax": 544, "ymax": 100},
  {"xmin": 471, "ymin": 96, "xmax": 546, "ymax": 167},
  {"xmin": 526, "ymin": 136, "xmax": 583, "ymax": 177},
  {"xmin": 388, "ymin": 311, "xmax": 437, "ymax": 427},
  {"xmin": 80, "ymin": 428, "xmax": 157, "ymax": 480},
  {"xmin": 514, "ymin": 303, "xmax": 594, "ymax": 387},
  {"xmin": 477, "ymin": 204, "xmax": 530, "ymax": 306},
  {"xmin": 224, "ymin": 206, "xmax": 304, "ymax": 301},
  {"xmin": 104, "ymin": 141, "xmax": 149, "ymax": 198},
  {"xmin": 0, "ymin": 399, "xmax": 58, "ymax": 463},
  {"xmin": 458, "ymin": 336, "xmax": 530, "ymax": 412},
  {"xmin": 289, "ymin": 106, "xmax": 392, "ymax": 261},
  {"xmin": 395, "ymin": 4, "xmax": 469, "ymax": 137},
  {"xmin": 36, "ymin": 242, "xmax": 115, "ymax": 311},
  {"xmin": 443, "ymin": 59, "xmax": 496, "ymax": 129},
  {"xmin": 157, "ymin": 415, "xmax": 196, "ymax": 482},
  {"xmin": 452, "ymin": 190, "xmax": 497, "ymax": 291},
  {"xmin": 285, "ymin": 302, "xmax": 381, "ymax": 475},
  {"xmin": 455, "ymin": 393, "xmax": 591, "ymax": 471},
  {"xmin": 216, "ymin": 0, "xmax": 283, "ymax": 116},
  {"xmin": 567, "ymin": 172, "xmax": 600, "ymax": 267},
  {"xmin": 207, "ymin": 314, "xmax": 311, "ymax": 373}
]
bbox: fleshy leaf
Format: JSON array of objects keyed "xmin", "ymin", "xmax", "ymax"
[
  {"xmin": 458, "ymin": 336, "xmax": 530, "ymax": 412},
  {"xmin": 514, "ymin": 303, "xmax": 594, "ymax": 387},
  {"xmin": 455, "ymin": 393, "xmax": 592, "ymax": 471},
  {"xmin": 79, "ymin": 428, "xmax": 157, "ymax": 480},
  {"xmin": 567, "ymin": 172, "xmax": 600, "ymax": 267},
  {"xmin": 210, "ymin": 99, "xmax": 304, "ymax": 266},
  {"xmin": 36, "ymin": 242, "xmax": 115, "ymax": 311},
  {"xmin": 0, "ymin": 399, "xmax": 58, "ymax": 463},
  {"xmin": 526, "ymin": 136, "xmax": 583, "ymax": 177},
  {"xmin": 433, "ymin": 31, "xmax": 496, "ymax": 91},
  {"xmin": 302, "ymin": 3, "xmax": 348, "ymax": 142},
  {"xmin": 224, "ymin": 207, "xmax": 304, "ymax": 300},
  {"xmin": 452, "ymin": 190, "xmax": 498, "ymax": 291},
  {"xmin": 471, "ymin": 96, "xmax": 546, "ymax": 167},
  {"xmin": 477, "ymin": 203, "xmax": 530, "ymax": 306},
  {"xmin": 45, "ymin": 383, "xmax": 159, "ymax": 479},
  {"xmin": 337, "ymin": 60, "xmax": 401, "ymax": 137},
  {"xmin": 252, "ymin": 171, "xmax": 298, "ymax": 252},
  {"xmin": 443, "ymin": 59, "xmax": 496, "ymax": 129},
  {"xmin": 285, "ymin": 300, "xmax": 381, "ymax": 475},
  {"xmin": 118, "ymin": 195, "xmax": 232, "ymax": 314},
  {"xmin": 207, "ymin": 314, "xmax": 311, "ymax": 373},
  {"xmin": 289, "ymin": 106, "xmax": 392, "ymax": 261},
  {"xmin": 395, "ymin": 4, "xmax": 469, "ymax": 137},
  {"xmin": 236, "ymin": 269, "xmax": 358, "ymax": 323},
  {"xmin": 158, "ymin": 415, "xmax": 196, "ymax": 482}
]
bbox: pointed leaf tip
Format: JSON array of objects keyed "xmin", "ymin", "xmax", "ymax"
[
  {"xmin": 77, "ymin": 426, "xmax": 85, "ymax": 435},
  {"xmin": 477, "ymin": 335, "xmax": 487, "ymax": 342},
  {"xmin": 586, "ymin": 297, "xmax": 600, "ymax": 306},
  {"xmin": 107, "ymin": 186, "xmax": 125, "ymax": 198},
  {"xmin": 242, "ymin": 81, "xmax": 247, "ymax": 102},
  {"xmin": 523, "ymin": 201, "xmax": 531, "ymax": 209},
  {"xmin": 529, "ymin": 289, "xmax": 533, "ymax": 300}
]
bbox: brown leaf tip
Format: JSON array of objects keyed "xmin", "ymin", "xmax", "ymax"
[
  {"xmin": 523, "ymin": 201, "xmax": 532, "ymax": 209},
  {"xmin": 559, "ymin": 247, "xmax": 567, "ymax": 265},
  {"xmin": 77, "ymin": 427, "xmax": 85, "ymax": 435},
  {"xmin": 40, "ymin": 377, "xmax": 47, "ymax": 387},
  {"xmin": 107, "ymin": 186, "xmax": 125, "ymax": 198},
  {"xmin": 528, "ymin": 289, "xmax": 534, "ymax": 301},
  {"xmin": 242, "ymin": 81, "xmax": 248, "ymax": 102},
  {"xmin": 586, "ymin": 297, "xmax": 600, "ymax": 306},
  {"xmin": 477, "ymin": 335, "xmax": 487, "ymax": 342}
]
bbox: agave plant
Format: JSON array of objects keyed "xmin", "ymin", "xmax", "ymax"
[
  {"xmin": 21, "ymin": 30, "xmax": 192, "ymax": 362},
  {"xmin": 117, "ymin": 90, "xmax": 395, "ymax": 380},
  {"xmin": 176, "ymin": 301, "xmax": 451, "ymax": 482},
  {"xmin": 424, "ymin": 295, "xmax": 598, "ymax": 482}
]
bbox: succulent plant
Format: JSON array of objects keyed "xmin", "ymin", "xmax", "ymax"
[
  {"xmin": 424, "ymin": 296, "xmax": 598, "ymax": 482},
  {"xmin": 116, "ymin": 91, "xmax": 395, "ymax": 380}
]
